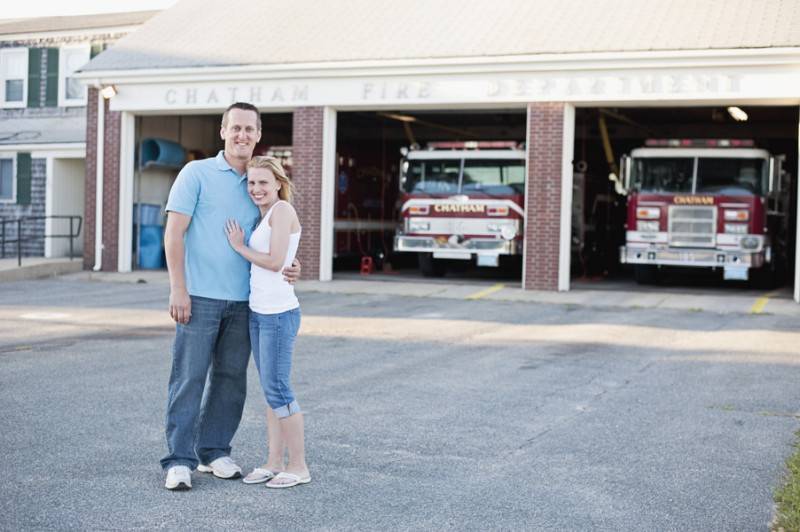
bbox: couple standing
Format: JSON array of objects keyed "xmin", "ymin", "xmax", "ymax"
[{"xmin": 160, "ymin": 102, "xmax": 310, "ymax": 490}]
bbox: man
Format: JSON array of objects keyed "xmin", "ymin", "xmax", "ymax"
[{"xmin": 161, "ymin": 102, "xmax": 300, "ymax": 490}]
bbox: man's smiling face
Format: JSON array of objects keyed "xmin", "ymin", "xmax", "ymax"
[{"xmin": 220, "ymin": 108, "xmax": 261, "ymax": 163}]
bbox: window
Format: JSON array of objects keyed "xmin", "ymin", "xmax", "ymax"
[
  {"xmin": 0, "ymin": 48, "xmax": 28, "ymax": 108},
  {"xmin": 632, "ymin": 157, "xmax": 694, "ymax": 193},
  {"xmin": 59, "ymin": 45, "xmax": 90, "ymax": 106},
  {"xmin": 0, "ymin": 158, "xmax": 14, "ymax": 201},
  {"xmin": 696, "ymin": 157, "xmax": 767, "ymax": 195}
]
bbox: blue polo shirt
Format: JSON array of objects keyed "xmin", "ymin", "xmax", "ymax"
[{"xmin": 166, "ymin": 151, "xmax": 260, "ymax": 301}]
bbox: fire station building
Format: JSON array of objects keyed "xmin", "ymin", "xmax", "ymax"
[{"xmin": 76, "ymin": 0, "xmax": 800, "ymax": 302}]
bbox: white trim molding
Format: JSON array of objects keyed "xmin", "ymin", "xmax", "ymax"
[
  {"xmin": 0, "ymin": 47, "xmax": 28, "ymax": 109},
  {"xmin": 93, "ymin": 93, "xmax": 104, "ymax": 271},
  {"xmin": 59, "ymin": 44, "xmax": 91, "ymax": 107},
  {"xmin": 558, "ymin": 104, "xmax": 575, "ymax": 292},
  {"xmin": 521, "ymin": 104, "xmax": 531, "ymax": 290},
  {"xmin": 0, "ymin": 153, "xmax": 16, "ymax": 203},
  {"xmin": 117, "ymin": 112, "xmax": 135, "ymax": 272},
  {"xmin": 319, "ymin": 107, "xmax": 337, "ymax": 282},
  {"xmin": 795, "ymin": 110, "xmax": 800, "ymax": 304}
]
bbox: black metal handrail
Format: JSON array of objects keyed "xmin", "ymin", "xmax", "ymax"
[{"xmin": 0, "ymin": 215, "xmax": 83, "ymax": 267}]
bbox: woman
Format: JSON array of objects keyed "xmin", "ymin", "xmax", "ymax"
[{"xmin": 224, "ymin": 156, "xmax": 310, "ymax": 488}]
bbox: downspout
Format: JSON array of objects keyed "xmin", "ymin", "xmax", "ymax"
[{"xmin": 93, "ymin": 88, "xmax": 104, "ymax": 271}]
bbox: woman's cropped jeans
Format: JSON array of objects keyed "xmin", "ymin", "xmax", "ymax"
[{"xmin": 249, "ymin": 307, "xmax": 302, "ymax": 418}]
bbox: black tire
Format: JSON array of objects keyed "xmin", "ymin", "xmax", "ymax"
[
  {"xmin": 749, "ymin": 262, "xmax": 779, "ymax": 290},
  {"xmin": 634, "ymin": 265, "xmax": 660, "ymax": 285},
  {"xmin": 418, "ymin": 253, "xmax": 446, "ymax": 277}
]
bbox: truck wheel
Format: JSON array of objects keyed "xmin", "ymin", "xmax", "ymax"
[
  {"xmin": 634, "ymin": 265, "xmax": 659, "ymax": 285},
  {"xmin": 749, "ymin": 262, "xmax": 779, "ymax": 290},
  {"xmin": 419, "ymin": 253, "xmax": 446, "ymax": 277}
]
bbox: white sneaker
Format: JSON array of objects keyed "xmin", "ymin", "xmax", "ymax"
[
  {"xmin": 196, "ymin": 456, "xmax": 242, "ymax": 479},
  {"xmin": 164, "ymin": 465, "xmax": 192, "ymax": 490}
]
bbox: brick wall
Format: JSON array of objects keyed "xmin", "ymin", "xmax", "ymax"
[
  {"xmin": 291, "ymin": 107, "xmax": 325, "ymax": 280},
  {"xmin": 83, "ymin": 88, "xmax": 121, "ymax": 271},
  {"xmin": 524, "ymin": 102, "xmax": 565, "ymax": 290},
  {"xmin": 83, "ymin": 89, "xmax": 97, "ymax": 269}
]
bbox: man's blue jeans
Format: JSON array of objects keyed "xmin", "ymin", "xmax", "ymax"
[{"xmin": 160, "ymin": 296, "xmax": 251, "ymax": 471}]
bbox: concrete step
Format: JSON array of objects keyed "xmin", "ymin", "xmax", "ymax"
[{"xmin": 0, "ymin": 258, "xmax": 83, "ymax": 282}]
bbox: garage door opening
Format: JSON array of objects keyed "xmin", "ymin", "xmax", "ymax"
[
  {"xmin": 571, "ymin": 106, "xmax": 798, "ymax": 292},
  {"xmin": 129, "ymin": 112, "xmax": 292, "ymax": 270},
  {"xmin": 333, "ymin": 109, "xmax": 527, "ymax": 282}
]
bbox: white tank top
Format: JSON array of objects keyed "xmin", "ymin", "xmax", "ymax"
[{"xmin": 248, "ymin": 201, "xmax": 301, "ymax": 314}]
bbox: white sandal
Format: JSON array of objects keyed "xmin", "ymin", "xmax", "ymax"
[
  {"xmin": 242, "ymin": 468, "xmax": 277, "ymax": 484},
  {"xmin": 265, "ymin": 471, "xmax": 311, "ymax": 489}
]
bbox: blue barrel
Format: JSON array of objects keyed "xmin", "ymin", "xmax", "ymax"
[
  {"xmin": 138, "ymin": 224, "xmax": 165, "ymax": 269},
  {"xmin": 140, "ymin": 138, "xmax": 186, "ymax": 168}
]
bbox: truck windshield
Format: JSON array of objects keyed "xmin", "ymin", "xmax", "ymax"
[
  {"xmin": 402, "ymin": 158, "xmax": 524, "ymax": 194},
  {"xmin": 696, "ymin": 157, "xmax": 766, "ymax": 195},
  {"xmin": 632, "ymin": 157, "xmax": 693, "ymax": 193}
]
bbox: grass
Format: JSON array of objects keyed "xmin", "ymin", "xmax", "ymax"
[{"xmin": 773, "ymin": 430, "xmax": 800, "ymax": 532}]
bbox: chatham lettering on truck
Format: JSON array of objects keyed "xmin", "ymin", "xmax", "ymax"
[
  {"xmin": 393, "ymin": 141, "xmax": 526, "ymax": 277},
  {"xmin": 616, "ymin": 138, "xmax": 790, "ymax": 287}
]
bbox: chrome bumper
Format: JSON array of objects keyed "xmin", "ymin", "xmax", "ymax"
[
  {"xmin": 394, "ymin": 235, "xmax": 520, "ymax": 255},
  {"xmin": 620, "ymin": 245, "xmax": 766, "ymax": 268}
]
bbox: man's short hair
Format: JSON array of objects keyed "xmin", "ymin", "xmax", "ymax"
[{"xmin": 221, "ymin": 102, "xmax": 261, "ymax": 130}]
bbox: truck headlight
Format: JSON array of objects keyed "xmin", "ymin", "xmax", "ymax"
[
  {"xmin": 724, "ymin": 223, "xmax": 747, "ymax": 234},
  {"xmin": 500, "ymin": 225, "xmax": 517, "ymax": 240},
  {"xmin": 740, "ymin": 236, "xmax": 759, "ymax": 250},
  {"xmin": 637, "ymin": 220, "xmax": 659, "ymax": 232},
  {"xmin": 409, "ymin": 221, "xmax": 430, "ymax": 232}
]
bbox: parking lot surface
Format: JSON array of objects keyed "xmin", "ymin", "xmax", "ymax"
[{"xmin": 1, "ymin": 277, "xmax": 799, "ymax": 531}]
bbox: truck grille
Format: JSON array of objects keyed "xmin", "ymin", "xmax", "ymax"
[{"xmin": 668, "ymin": 206, "xmax": 716, "ymax": 248}]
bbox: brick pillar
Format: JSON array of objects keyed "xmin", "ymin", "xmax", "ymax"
[
  {"xmin": 524, "ymin": 102, "xmax": 565, "ymax": 290},
  {"xmin": 291, "ymin": 107, "xmax": 324, "ymax": 280},
  {"xmin": 83, "ymin": 88, "xmax": 121, "ymax": 271},
  {"xmin": 83, "ymin": 88, "xmax": 97, "ymax": 270}
]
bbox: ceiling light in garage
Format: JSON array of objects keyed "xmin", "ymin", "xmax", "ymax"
[
  {"xmin": 382, "ymin": 113, "xmax": 417, "ymax": 123},
  {"xmin": 727, "ymin": 106, "xmax": 748, "ymax": 122}
]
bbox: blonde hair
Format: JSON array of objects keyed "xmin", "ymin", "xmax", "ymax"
[{"xmin": 247, "ymin": 156, "xmax": 295, "ymax": 203}]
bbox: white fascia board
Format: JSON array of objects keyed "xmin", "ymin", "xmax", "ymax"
[
  {"xmin": 74, "ymin": 47, "xmax": 800, "ymax": 85},
  {"xmin": 0, "ymin": 142, "xmax": 86, "ymax": 155},
  {"xmin": 0, "ymin": 25, "xmax": 142, "ymax": 43}
]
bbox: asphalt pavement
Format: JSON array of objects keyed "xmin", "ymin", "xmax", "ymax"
[{"xmin": 0, "ymin": 277, "xmax": 798, "ymax": 531}]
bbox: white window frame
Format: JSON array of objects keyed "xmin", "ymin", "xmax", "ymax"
[
  {"xmin": 58, "ymin": 44, "xmax": 90, "ymax": 107},
  {"xmin": 0, "ymin": 48, "xmax": 28, "ymax": 109},
  {"xmin": 0, "ymin": 155, "xmax": 16, "ymax": 203}
]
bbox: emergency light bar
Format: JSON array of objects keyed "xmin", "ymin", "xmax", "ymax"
[
  {"xmin": 426, "ymin": 141, "xmax": 520, "ymax": 150},
  {"xmin": 644, "ymin": 139, "xmax": 755, "ymax": 148}
]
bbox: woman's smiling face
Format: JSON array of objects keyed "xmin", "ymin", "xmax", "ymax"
[{"xmin": 247, "ymin": 167, "xmax": 281, "ymax": 207}]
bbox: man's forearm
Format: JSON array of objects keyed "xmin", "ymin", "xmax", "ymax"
[{"xmin": 164, "ymin": 233, "xmax": 187, "ymax": 291}]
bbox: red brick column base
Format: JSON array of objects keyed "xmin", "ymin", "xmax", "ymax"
[
  {"xmin": 523, "ymin": 102, "xmax": 565, "ymax": 291},
  {"xmin": 291, "ymin": 107, "xmax": 324, "ymax": 280}
]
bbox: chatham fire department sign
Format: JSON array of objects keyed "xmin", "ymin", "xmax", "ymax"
[{"xmin": 108, "ymin": 65, "xmax": 800, "ymax": 112}]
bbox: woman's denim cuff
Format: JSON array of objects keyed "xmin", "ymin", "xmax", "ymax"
[{"xmin": 273, "ymin": 400, "xmax": 301, "ymax": 419}]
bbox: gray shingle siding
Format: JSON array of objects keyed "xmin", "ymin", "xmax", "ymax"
[{"xmin": 0, "ymin": 158, "xmax": 46, "ymax": 257}]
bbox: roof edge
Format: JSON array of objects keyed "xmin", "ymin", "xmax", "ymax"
[{"xmin": 77, "ymin": 46, "xmax": 800, "ymax": 85}]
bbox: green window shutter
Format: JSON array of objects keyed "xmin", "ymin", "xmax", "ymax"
[
  {"xmin": 45, "ymin": 48, "xmax": 59, "ymax": 107},
  {"xmin": 16, "ymin": 153, "xmax": 32, "ymax": 205},
  {"xmin": 27, "ymin": 48, "xmax": 42, "ymax": 108},
  {"xmin": 90, "ymin": 42, "xmax": 105, "ymax": 58}
]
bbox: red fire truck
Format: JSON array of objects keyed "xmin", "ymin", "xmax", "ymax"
[
  {"xmin": 393, "ymin": 141, "xmax": 526, "ymax": 276},
  {"xmin": 618, "ymin": 139, "xmax": 789, "ymax": 285}
]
